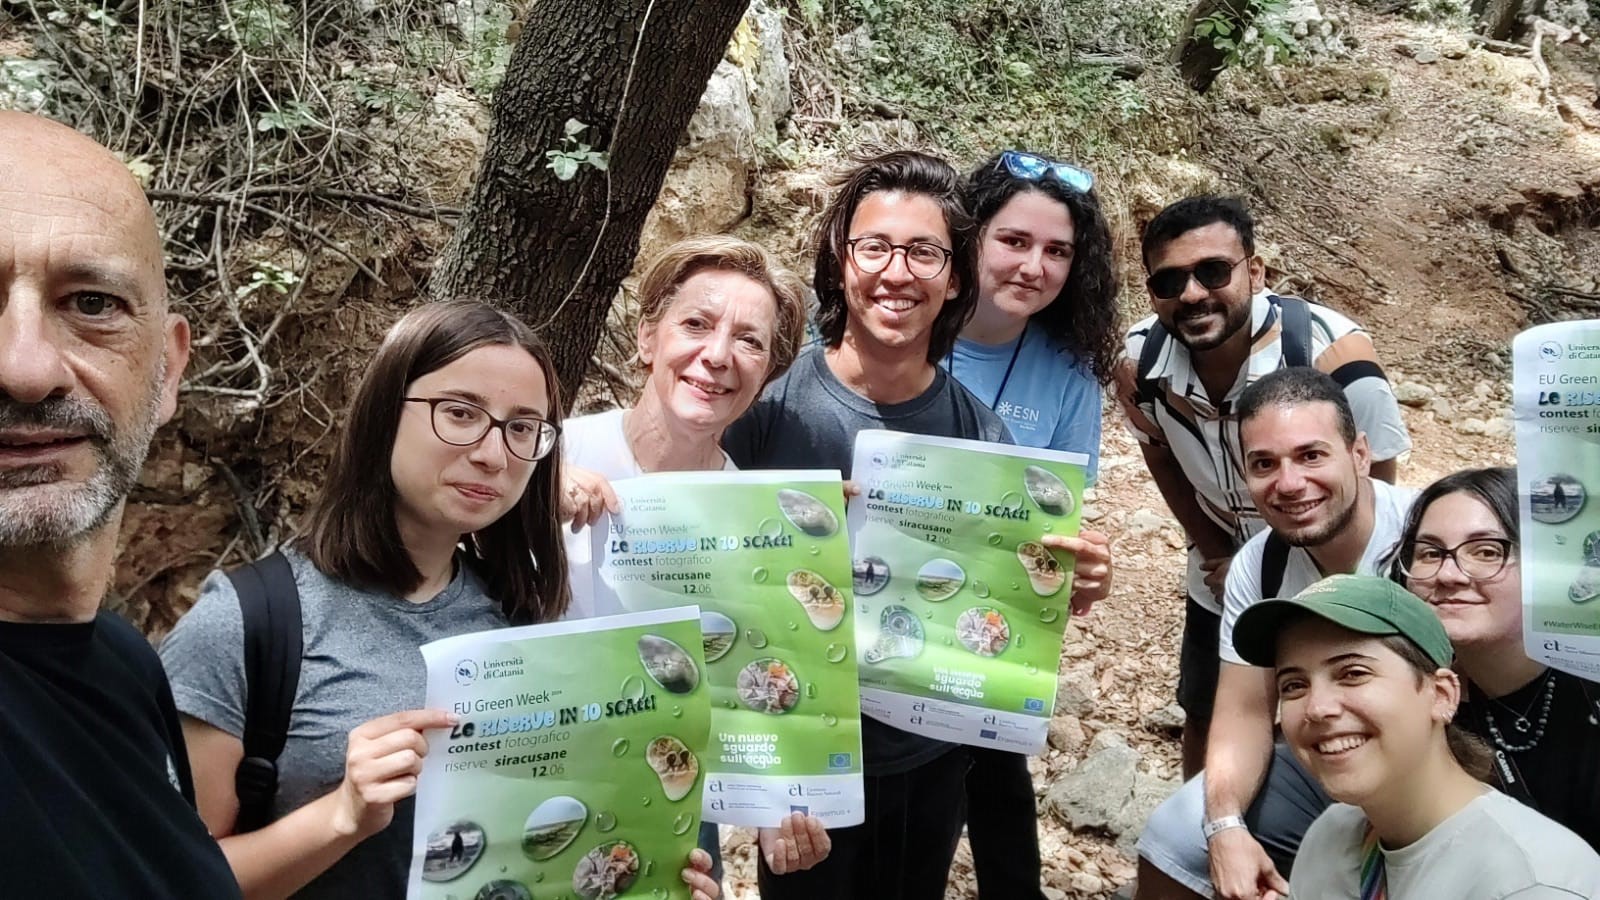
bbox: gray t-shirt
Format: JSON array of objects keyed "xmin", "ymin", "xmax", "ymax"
[
  {"xmin": 160, "ymin": 549, "xmax": 506, "ymax": 899},
  {"xmin": 722, "ymin": 346, "xmax": 1010, "ymax": 775},
  {"xmin": 1291, "ymin": 791, "xmax": 1600, "ymax": 899}
]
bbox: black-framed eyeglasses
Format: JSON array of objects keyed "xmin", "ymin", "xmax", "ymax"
[
  {"xmin": 998, "ymin": 150, "xmax": 1095, "ymax": 193},
  {"xmin": 1400, "ymin": 538, "xmax": 1517, "ymax": 581},
  {"xmin": 845, "ymin": 237, "xmax": 953, "ymax": 280},
  {"xmin": 404, "ymin": 397, "xmax": 559, "ymax": 462},
  {"xmin": 1146, "ymin": 256, "xmax": 1248, "ymax": 300}
]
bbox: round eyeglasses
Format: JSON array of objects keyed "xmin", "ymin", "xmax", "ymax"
[
  {"xmin": 1399, "ymin": 538, "xmax": 1516, "ymax": 582},
  {"xmin": 845, "ymin": 237, "xmax": 953, "ymax": 280},
  {"xmin": 404, "ymin": 397, "xmax": 559, "ymax": 462}
]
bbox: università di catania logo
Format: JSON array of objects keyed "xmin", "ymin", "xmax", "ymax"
[
  {"xmin": 454, "ymin": 659, "xmax": 478, "ymax": 685},
  {"xmin": 1541, "ymin": 341, "xmax": 1564, "ymax": 363}
]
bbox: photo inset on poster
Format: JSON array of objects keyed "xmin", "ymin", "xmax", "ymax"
[
  {"xmin": 1531, "ymin": 473, "xmax": 1587, "ymax": 524},
  {"xmin": 786, "ymin": 569, "xmax": 847, "ymax": 630},
  {"xmin": 735, "ymin": 658, "xmax": 801, "ymax": 714},
  {"xmin": 956, "ymin": 607, "xmax": 1011, "ymax": 657},
  {"xmin": 421, "ymin": 821, "xmax": 485, "ymax": 882},
  {"xmin": 571, "ymin": 841, "xmax": 640, "ymax": 900},
  {"xmin": 862, "ymin": 605, "xmax": 924, "ymax": 665},
  {"xmin": 777, "ymin": 488, "xmax": 840, "ymax": 537},
  {"xmin": 637, "ymin": 634, "xmax": 699, "ymax": 694},
  {"xmin": 645, "ymin": 736, "xmax": 699, "ymax": 801},
  {"xmin": 1023, "ymin": 464, "xmax": 1074, "ymax": 516},
  {"xmin": 521, "ymin": 797, "xmax": 587, "ymax": 862},
  {"xmin": 1571, "ymin": 566, "xmax": 1600, "ymax": 604},
  {"xmin": 700, "ymin": 611, "xmax": 737, "ymax": 663},
  {"xmin": 1582, "ymin": 531, "xmax": 1600, "ymax": 566},
  {"xmin": 852, "ymin": 556, "xmax": 891, "ymax": 596},
  {"xmin": 915, "ymin": 558, "xmax": 965, "ymax": 601},
  {"xmin": 473, "ymin": 881, "xmax": 532, "ymax": 900},
  {"xmin": 1016, "ymin": 540, "xmax": 1065, "ymax": 597}
]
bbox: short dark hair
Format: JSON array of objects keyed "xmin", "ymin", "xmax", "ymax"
[
  {"xmin": 1386, "ymin": 467, "xmax": 1518, "ymax": 587},
  {"xmin": 1141, "ymin": 195, "xmax": 1256, "ymax": 270},
  {"xmin": 813, "ymin": 150, "xmax": 978, "ymax": 363},
  {"xmin": 964, "ymin": 152, "xmax": 1122, "ymax": 384},
  {"xmin": 298, "ymin": 300, "xmax": 569, "ymax": 624},
  {"xmin": 1237, "ymin": 367, "xmax": 1358, "ymax": 447}
]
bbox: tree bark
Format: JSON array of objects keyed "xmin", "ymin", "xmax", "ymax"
[
  {"xmin": 1172, "ymin": 0, "xmax": 1256, "ymax": 93},
  {"xmin": 1477, "ymin": 0, "xmax": 1526, "ymax": 41},
  {"xmin": 429, "ymin": 0, "xmax": 751, "ymax": 405}
]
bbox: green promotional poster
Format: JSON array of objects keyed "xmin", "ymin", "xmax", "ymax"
[
  {"xmin": 406, "ymin": 608, "xmax": 710, "ymax": 900},
  {"xmin": 590, "ymin": 471, "xmax": 865, "ymax": 828},
  {"xmin": 846, "ymin": 431, "xmax": 1087, "ymax": 753},
  {"xmin": 1514, "ymin": 320, "xmax": 1600, "ymax": 680}
]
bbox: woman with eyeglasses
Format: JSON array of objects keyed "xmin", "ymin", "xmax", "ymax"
[
  {"xmin": 1389, "ymin": 466, "xmax": 1600, "ymax": 850},
  {"xmin": 161, "ymin": 301, "xmax": 720, "ymax": 899},
  {"xmin": 944, "ymin": 151, "xmax": 1119, "ymax": 899},
  {"xmin": 1231, "ymin": 573, "xmax": 1600, "ymax": 899},
  {"xmin": 558, "ymin": 236, "xmax": 831, "ymax": 880}
]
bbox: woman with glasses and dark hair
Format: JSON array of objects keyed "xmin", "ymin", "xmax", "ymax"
[
  {"xmin": 558, "ymin": 235, "xmax": 832, "ymax": 879},
  {"xmin": 948, "ymin": 151, "xmax": 1119, "ymax": 899},
  {"xmin": 1231, "ymin": 573, "xmax": 1600, "ymax": 899},
  {"xmin": 161, "ymin": 301, "xmax": 719, "ymax": 899},
  {"xmin": 1389, "ymin": 466, "xmax": 1600, "ymax": 850}
]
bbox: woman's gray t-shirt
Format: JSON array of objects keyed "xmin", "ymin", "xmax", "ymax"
[{"xmin": 159, "ymin": 549, "xmax": 507, "ymax": 899}]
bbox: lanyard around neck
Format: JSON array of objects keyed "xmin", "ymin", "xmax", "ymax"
[{"xmin": 948, "ymin": 323, "xmax": 1027, "ymax": 412}]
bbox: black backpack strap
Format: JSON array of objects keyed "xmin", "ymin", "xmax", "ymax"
[
  {"xmin": 1259, "ymin": 532, "xmax": 1292, "ymax": 600},
  {"xmin": 226, "ymin": 551, "xmax": 302, "ymax": 833},
  {"xmin": 1134, "ymin": 321, "xmax": 1171, "ymax": 407},
  {"xmin": 1275, "ymin": 295, "xmax": 1314, "ymax": 369}
]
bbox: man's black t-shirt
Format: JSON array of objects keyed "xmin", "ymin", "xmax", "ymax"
[
  {"xmin": 1460, "ymin": 668, "xmax": 1600, "ymax": 850},
  {"xmin": 0, "ymin": 611, "xmax": 242, "ymax": 898}
]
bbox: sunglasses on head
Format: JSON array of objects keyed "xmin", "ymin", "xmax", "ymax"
[
  {"xmin": 1145, "ymin": 256, "xmax": 1248, "ymax": 300},
  {"xmin": 999, "ymin": 151, "xmax": 1094, "ymax": 193}
]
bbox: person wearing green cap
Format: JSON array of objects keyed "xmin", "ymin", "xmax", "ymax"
[{"xmin": 1233, "ymin": 573, "xmax": 1600, "ymax": 899}]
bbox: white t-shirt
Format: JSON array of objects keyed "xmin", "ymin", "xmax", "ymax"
[
  {"xmin": 1217, "ymin": 478, "xmax": 1417, "ymax": 665},
  {"xmin": 559, "ymin": 408, "xmax": 735, "ymax": 620},
  {"xmin": 1291, "ymin": 791, "xmax": 1600, "ymax": 899}
]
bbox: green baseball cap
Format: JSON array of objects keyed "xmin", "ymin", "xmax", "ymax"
[{"xmin": 1233, "ymin": 573, "xmax": 1454, "ymax": 669}]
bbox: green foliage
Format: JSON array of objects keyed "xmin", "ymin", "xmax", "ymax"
[
  {"xmin": 1193, "ymin": 0, "xmax": 1297, "ymax": 72},
  {"xmin": 798, "ymin": 0, "xmax": 1180, "ymax": 160},
  {"xmin": 1401, "ymin": 0, "xmax": 1468, "ymax": 21},
  {"xmin": 222, "ymin": 0, "xmax": 294, "ymax": 55},
  {"xmin": 235, "ymin": 262, "xmax": 300, "ymax": 300},
  {"xmin": 545, "ymin": 119, "xmax": 611, "ymax": 181}
]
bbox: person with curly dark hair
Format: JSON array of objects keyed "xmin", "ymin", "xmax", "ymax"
[{"xmin": 947, "ymin": 150, "xmax": 1119, "ymax": 899}]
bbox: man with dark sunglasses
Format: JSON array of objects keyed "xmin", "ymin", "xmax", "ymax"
[{"xmin": 1112, "ymin": 196, "xmax": 1410, "ymax": 781}]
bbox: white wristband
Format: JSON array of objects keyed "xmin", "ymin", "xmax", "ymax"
[{"xmin": 1202, "ymin": 815, "xmax": 1248, "ymax": 841}]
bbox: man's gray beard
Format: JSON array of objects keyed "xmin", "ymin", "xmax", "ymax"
[{"xmin": 0, "ymin": 365, "xmax": 166, "ymax": 549}]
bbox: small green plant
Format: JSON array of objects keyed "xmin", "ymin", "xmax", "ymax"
[
  {"xmin": 235, "ymin": 262, "xmax": 300, "ymax": 300},
  {"xmin": 1194, "ymin": 0, "xmax": 1296, "ymax": 70},
  {"xmin": 255, "ymin": 100, "xmax": 318, "ymax": 133},
  {"xmin": 545, "ymin": 119, "xmax": 610, "ymax": 181}
]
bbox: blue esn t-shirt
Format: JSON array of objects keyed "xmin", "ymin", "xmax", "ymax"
[{"xmin": 946, "ymin": 323, "xmax": 1102, "ymax": 481}]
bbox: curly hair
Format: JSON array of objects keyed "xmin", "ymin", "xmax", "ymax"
[
  {"xmin": 965, "ymin": 152, "xmax": 1121, "ymax": 384},
  {"xmin": 812, "ymin": 150, "xmax": 979, "ymax": 364}
]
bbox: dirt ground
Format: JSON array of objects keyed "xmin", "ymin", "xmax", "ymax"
[{"xmin": 717, "ymin": 6, "xmax": 1593, "ymax": 898}]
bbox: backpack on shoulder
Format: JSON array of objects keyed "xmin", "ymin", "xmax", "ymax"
[
  {"xmin": 223, "ymin": 551, "xmax": 302, "ymax": 833},
  {"xmin": 1134, "ymin": 294, "xmax": 1315, "ymax": 408}
]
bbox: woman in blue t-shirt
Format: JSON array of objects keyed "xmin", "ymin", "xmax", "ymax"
[{"xmin": 950, "ymin": 151, "xmax": 1120, "ymax": 900}]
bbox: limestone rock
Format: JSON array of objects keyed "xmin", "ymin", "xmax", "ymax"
[
  {"xmin": 1142, "ymin": 703, "xmax": 1187, "ymax": 735},
  {"xmin": 1044, "ymin": 741, "xmax": 1181, "ymax": 855},
  {"xmin": 1056, "ymin": 670, "xmax": 1097, "ymax": 718},
  {"xmin": 1393, "ymin": 381, "xmax": 1435, "ymax": 407},
  {"xmin": 1049, "ymin": 715, "xmax": 1088, "ymax": 752}
]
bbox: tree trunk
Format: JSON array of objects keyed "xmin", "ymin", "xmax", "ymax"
[
  {"xmin": 430, "ymin": 0, "xmax": 751, "ymax": 405},
  {"xmin": 1172, "ymin": 0, "xmax": 1255, "ymax": 93},
  {"xmin": 1477, "ymin": 0, "xmax": 1526, "ymax": 40}
]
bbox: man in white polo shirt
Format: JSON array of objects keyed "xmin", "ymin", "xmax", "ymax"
[
  {"xmin": 1133, "ymin": 367, "xmax": 1417, "ymax": 900},
  {"xmin": 1115, "ymin": 196, "xmax": 1410, "ymax": 777}
]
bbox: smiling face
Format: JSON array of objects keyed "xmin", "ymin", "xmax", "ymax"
[
  {"xmin": 638, "ymin": 269, "xmax": 777, "ymax": 435},
  {"xmin": 1145, "ymin": 221, "xmax": 1263, "ymax": 352},
  {"xmin": 977, "ymin": 190, "xmax": 1075, "ymax": 322},
  {"xmin": 1242, "ymin": 401, "xmax": 1370, "ymax": 547},
  {"xmin": 841, "ymin": 190, "xmax": 960, "ymax": 359},
  {"xmin": 389, "ymin": 343, "xmax": 551, "ymax": 543},
  {"xmin": 1406, "ymin": 492, "xmax": 1521, "ymax": 651},
  {"xmin": 0, "ymin": 113, "xmax": 190, "ymax": 548},
  {"xmin": 1277, "ymin": 618, "xmax": 1457, "ymax": 807}
]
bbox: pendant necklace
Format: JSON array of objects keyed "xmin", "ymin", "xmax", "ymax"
[{"xmin": 1482, "ymin": 669, "xmax": 1556, "ymax": 753}]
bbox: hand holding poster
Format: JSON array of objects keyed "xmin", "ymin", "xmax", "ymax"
[
  {"xmin": 846, "ymin": 431, "xmax": 1087, "ymax": 754},
  {"xmin": 406, "ymin": 608, "xmax": 710, "ymax": 900},
  {"xmin": 1514, "ymin": 320, "xmax": 1600, "ymax": 679},
  {"xmin": 590, "ymin": 470, "xmax": 865, "ymax": 828}
]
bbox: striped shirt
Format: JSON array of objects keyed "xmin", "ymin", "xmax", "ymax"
[{"xmin": 1113, "ymin": 291, "xmax": 1411, "ymax": 614}]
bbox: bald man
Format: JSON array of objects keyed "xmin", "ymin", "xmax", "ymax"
[{"xmin": 0, "ymin": 112, "xmax": 240, "ymax": 897}]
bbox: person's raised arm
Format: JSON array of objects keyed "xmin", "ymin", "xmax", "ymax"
[
  {"xmin": 1369, "ymin": 457, "xmax": 1397, "ymax": 484},
  {"xmin": 1139, "ymin": 440, "xmax": 1237, "ymax": 599},
  {"xmin": 1202, "ymin": 662, "xmax": 1286, "ymax": 900},
  {"xmin": 184, "ymin": 709, "xmax": 452, "ymax": 900}
]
